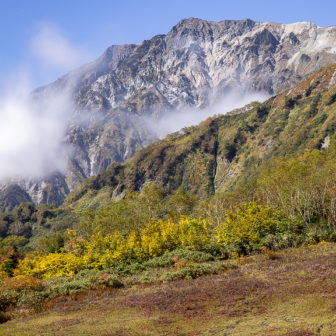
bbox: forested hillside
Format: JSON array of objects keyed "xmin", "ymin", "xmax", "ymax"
[
  {"xmin": 2, "ymin": 65, "xmax": 336, "ymax": 334},
  {"xmin": 66, "ymin": 64, "xmax": 336, "ymax": 207}
]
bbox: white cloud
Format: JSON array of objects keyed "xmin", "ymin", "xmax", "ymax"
[
  {"xmin": 0, "ymin": 23, "xmax": 89, "ymax": 181},
  {"xmin": 30, "ymin": 23, "xmax": 86, "ymax": 71},
  {"xmin": 147, "ymin": 91, "xmax": 270, "ymax": 138},
  {"xmin": 0, "ymin": 81, "xmax": 73, "ymax": 180}
]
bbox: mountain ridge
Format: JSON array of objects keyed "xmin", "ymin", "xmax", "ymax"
[
  {"xmin": 2, "ymin": 17, "xmax": 336, "ymax": 211},
  {"xmin": 1, "ymin": 63, "xmax": 336, "ymax": 238},
  {"xmin": 65, "ymin": 64, "xmax": 336, "ymax": 207}
]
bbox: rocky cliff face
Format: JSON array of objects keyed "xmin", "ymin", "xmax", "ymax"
[
  {"xmin": 65, "ymin": 65, "xmax": 336, "ymax": 207},
  {"xmin": 2, "ymin": 18, "xmax": 336, "ymax": 210}
]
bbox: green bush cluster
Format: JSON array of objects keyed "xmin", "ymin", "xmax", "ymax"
[
  {"xmin": 144, "ymin": 248, "xmax": 215, "ymax": 268},
  {"xmin": 160, "ymin": 261, "xmax": 238, "ymax": 282}
]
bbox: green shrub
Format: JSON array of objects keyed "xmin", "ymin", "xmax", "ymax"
[
  {"xmin": 258, "ymin": 232, "xmax": 305, "ymax": 250},
  {"xmin": 198, "ymin": 242, "xmax": 229, "ymax": 258},
  {"xmin": 161, "ymin": 263, "xmax": 217, "ymax": 281},
  {"xmin": 170, "ymin": 248, "xmax": 215, "ymax": 263},
  {"xmin": 16, "ymin": 291, "xmax": 44, "ymax": 310},
  {"xmin": 143, "ymin": 254, "xmax": 175, "ymax": 268},
  {"xmin": 43, "ymin": 277, "xmax": 95, "ymax": 298},
  {"xmin": 137, "ymin": 271, "xmax": 157, "ymax": 284},
  {"xmin": 0, "ymin": 311, "xmax": 10, "ymax": 323},
  {"xmin": 2, "ymin": 246, "xmax": 19, "ymax": 277},
  {"xmin": 105, "ymin": 276, "xmax": 124, "ymax": 288},
  {"xmin": 111, "ymin": 263, "xmax": 145, "ymax": 276},
  {"xmin": 304, "ymin": 227, "xmax": 336, "ymax": 245},
  {"xmin": 77, "ymin": 269, "xmax": 96, "ymax": 277},
  {"xmin": 0, "ymin": 291, "xmax": 18, "ymax": 311},
  {"xmin": 144, "ymin": 248, "xmax": 215, "ymax": 268}
]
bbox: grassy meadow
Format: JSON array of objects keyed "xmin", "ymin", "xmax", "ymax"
[{"xmin": 1, "ymin": 242, "xmax": 336, "ymax": 336}]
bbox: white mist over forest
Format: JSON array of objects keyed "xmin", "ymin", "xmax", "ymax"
[{"xmin": 146, "ymin": 91, "xmax": 269, "ymax": 138}]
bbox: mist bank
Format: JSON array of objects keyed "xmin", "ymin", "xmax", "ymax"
[
  {"xmin": 0, "ymin": 83, "xmax": 73, "ymax": 181},
  {"xmin": 145, "ymin": 90, "xmax": 269, "ymax": 138},
  {"xmin": 0, "ymin": 22, "xmax": 93, "ymax": 182}
]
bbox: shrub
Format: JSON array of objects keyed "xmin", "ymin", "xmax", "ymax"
[
  {"xmin": 17, "ymin": 252, "xmax": 87, "ymax": 278},
  {"xmin": 161, "ymin": 261, "xmax": 238, "ymax": 281},
  {"xmin": 216, "ymin": 203, "xmax": 279, "ymax": 254},
  {"xmin": 36, "ymin": 233, "xmax": 65, "ymax": 253},
  {"xmin": 0, "ymin": 291, "xmax": 18, "ymax": 312},
  {"xmin": 143, "ymin": 248, "xmax": 214, "ymax": 268},
  {"xmin": 137, "ymin": 271, "xmax": 157, "ymax": 284},
  {"xmin": 161, "ymin": 264, "xmax": 216, "ymax": 281},
  {"xmin": 1, "ymin": 276, "xmax": 45, "ymax": 292},
  {"xmin": 108, "ymin": 263, "xmax": 145, "ymax": 276},
  {"xmin": 143, "ymin": 254, "xmax": 175, "ymax": 268},
  {"xmin": 0, "ymin": 311, "xmax": 10, "ymax": 323},
  {"xmin": 129, "ymin": 217, "xmax": 211, "ymax": 259},
  {"xmin": 160, "ymin": 261, "xmax": 237, "ymax": 282},
  {"xmin": 42, "ymin": 277, "xmax": 95, "ymax": 298},
  {"xmin": 2, "ymin": 246, "xmax": 19, "ymax": 277},
  {"xmin": 169, "ymin": 248, "xmax": 214, "ymax": 263},
  {"xmin": 16, "ymin": 291, "xmax": 44, "ymax": 310},
  {"xmin": 105, "ymin": 276, "xmax": 124, "ymax": 288},
  {"xmin": 259, "ymin": 232, "xmax": 305, "ymax": 250},
  {"xmin": 139, "ymin": 219, "xmax": 179, "ymax": 258},
  {"xmin": 178, "ymin": 217, "xmax": 210, "ymax": 249}
]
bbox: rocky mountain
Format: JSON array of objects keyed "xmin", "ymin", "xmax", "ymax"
[
  {"xmin": 2, "ymin": 18, "xmax": 336, "ymax": 211},
  {"xmin": 65, "ymin": 65, "xmax": 336, "ymax": 207}
]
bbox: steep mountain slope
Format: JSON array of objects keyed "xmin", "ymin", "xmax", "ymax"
[
  {"xmin": 3, "ymin": 18, "xmax": 336, "ymax": 210},
  {"xmin": 66, "ymin": 65, "xmax": 336, "ymax": 207}
]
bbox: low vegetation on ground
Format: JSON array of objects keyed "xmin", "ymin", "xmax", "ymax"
[{"xmin": 1, "ymin": 242, "xmax": 336, "ymax": 335}]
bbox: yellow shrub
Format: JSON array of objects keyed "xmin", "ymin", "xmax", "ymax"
[
  {"xmin": 217, "ymin": 202, "xmax": 277, "ymax": 248},
  {"xmin": 15, "ymin": 216, "xmax": 213, "ymax": 278},
  {"xmin": 133, "ymin": 217, "xmax": 210, "ymax": 258},
  {"xmin": 127, "ymin": 231, "xmax": 143, "ymax": 258},
  {"xmin": 0, "ymin": 268, "xmax": 8, "ymax": 280},
  {"xmin": 140, "ymin": 221, "xmax": 167, "ymax": 258},
  {"xmin": 160, "ymin": 219, "xmax": 180, "ymax": 250},
  {"xmin": 65, "ymin": 229, "xmax": 88, "ymax": 255},
  {"xmin": 84, "ymin": 232, "xmax": 129, "ymax": 268},
  {"xmin": 17, "ymin": 253, "xmax": 86, "ymax": 279},
  {"xmin": 177, "ymin": 217, "xmax": 209, "ymax": 249},
  {"xmin": 140, "ymin": 219, "xmax": 180, "ymax": 258},
  {"xmin": 100, "ymin": 233, "xmax": 129, "ymax": 265}
]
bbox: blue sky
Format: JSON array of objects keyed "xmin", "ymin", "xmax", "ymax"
[{"xmin": 1, "ymin": 0, "xmax": 336, "ymax": 88}]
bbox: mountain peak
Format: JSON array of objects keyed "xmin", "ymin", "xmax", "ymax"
[
  {"xmin": 3, "ymin": 17, "xmax": 336, "ymax": 210},
  {"xmin": 169, "ymin": 17, "xmax": 257, "ymax": 36}
]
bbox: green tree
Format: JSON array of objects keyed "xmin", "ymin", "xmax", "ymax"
[
  {"xmin": 258, "ymin": 149, "xmax": 336, "ymax": 228},
  {"xmin": 2, "ymin": 245, "xmax": 19, "ymax": 277},
  {"xmin": 167, "ymin": 187, "xmax": 197, "ymax": 220}
]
